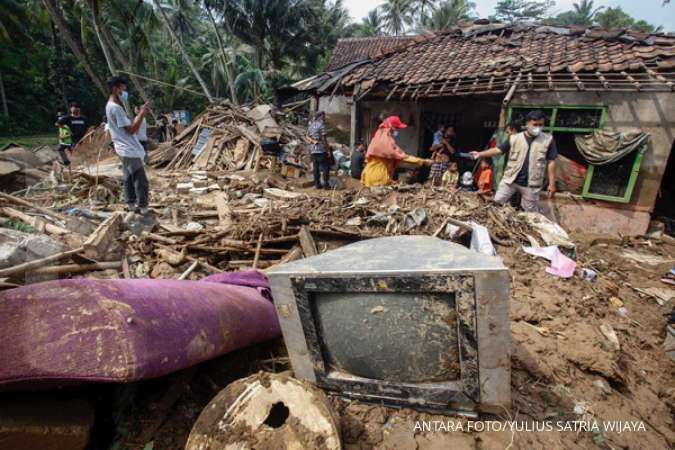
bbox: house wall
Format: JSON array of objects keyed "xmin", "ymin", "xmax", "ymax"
[
  {"xmin": 512, "ymin": 91, "xmax": 675, "ymax": 213},
  {"xmin": 318, "ymin": 96, "xmax": 351, "ymax": 144}
]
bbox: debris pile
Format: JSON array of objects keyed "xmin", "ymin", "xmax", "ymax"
[{"xmin": 149, "ymin": 103, "xmax": 309, "ymax": 172}]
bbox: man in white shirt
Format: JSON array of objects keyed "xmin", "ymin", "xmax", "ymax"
[
  {"xmin": 105, "ymin": 77, "xmax": 151, "ymax": 215},
  {"xmin": 134, "ymin": 105, "xmax": 149, "ymax": 164}
]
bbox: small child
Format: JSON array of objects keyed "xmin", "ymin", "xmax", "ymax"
[
  {"xmin": 442, "ymin": 161, "xmax": 459, "ymax": 187},
  {"xmin": 428, "ymin": 152, "xmax": 450, "ymax": 186},
  {"xmin": 477, "ymin": 159, "xmax": 494, "ymax": 195},
  {"xmin": 56, "ymin": 117, "xmax": 72, "ymax": 166}
]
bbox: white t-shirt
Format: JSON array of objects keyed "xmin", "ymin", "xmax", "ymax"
[
  {"xmin": 105, "ymin": 101, "xmax": 145, "ymax": 158},
  {"xmin": 137, "ymin": 118, "xmax": 148, "ymax": 142}
]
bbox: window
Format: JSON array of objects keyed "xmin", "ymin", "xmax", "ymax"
[{"xmin": 504, "ymin": 105, "xmax": 644, "ymax": 203}]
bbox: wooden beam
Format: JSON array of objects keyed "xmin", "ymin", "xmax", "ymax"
[
  {"xmin": 645, "ymin": 68, "xmax": 674, "ymax": 90},
  {"xmin": 28, "ymin": 261, "xmax": 121, "ymax": 275},
  {"xmin": 0, "ymin": 207, "xmax": 69, "ymax": 236},
  {"xmin": 527, "ymin": 72, "xmax": 534, "ymax": 90},
  {"xmin": 0, "ymin": 192, "xmax": 69, "ymax": 223},
  {"xmin": 595, "ymin": 71, "xmax": 609, "ymax": 90},
  {"xmin": 571, "ymin": 71, "xmax": 585, "ymax": 91},
  {"xmin": 400, "ymin": 85, "xmax": 410, "ymax": 100},
  {"xmin": 452, "ymin": 78, "xmax": 461, "ymax": 94},
  {"xmin": 547, "ymin": 71, "xmax": 553, "ymax": 90},
  {"xmin": 621, "ymin": 71, "xmax": 641, "ymax": 91},
  {"xmin": 83, "ymin": 213, "xmax": 122, "ymax": 260},
  {"xmin": 0, "ymin": 247, "xmax": 84, "ymax": 279},
  {"xmin": 385, "ymin": 85, "xmax": 399, "ymax": 101},
  {"xmin": 298, "ymin": 226, "xmax": 318, "ymax": 257}
]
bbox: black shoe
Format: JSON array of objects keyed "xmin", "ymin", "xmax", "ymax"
[{"xmin": 315, "ymin": 185, "xmax": 322, "ymax": 189}]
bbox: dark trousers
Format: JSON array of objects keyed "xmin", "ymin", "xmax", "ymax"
[
  {"xmin": 312, "ymin": 153, "xmax": 330, "ymax": 188},
  {"xmin": 122, "ymin": 157, "xmax": 149, "ymax": 208},
  {"xmin": 57, "ymin": 144, "xmax": 71, "ymax": 166}
]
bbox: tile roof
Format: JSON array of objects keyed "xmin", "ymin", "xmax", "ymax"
[
  {"xmin": 325, "ymin": 36, "xmax": 415, "ymax": 71},
  {"xmin": 332, "ymin": 22, "xmax": 675, "ymax": 96}
]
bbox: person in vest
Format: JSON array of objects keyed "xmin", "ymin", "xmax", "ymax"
[{"xmin": 470, "ymin": 110, "xmax": 557, "ymax": 212}]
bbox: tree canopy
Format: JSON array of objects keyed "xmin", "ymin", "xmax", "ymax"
[{"xmin": 0, "ymin": 0, "xmax": 668, "ymax": 136}]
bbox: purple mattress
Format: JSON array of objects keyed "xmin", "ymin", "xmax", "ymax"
[{"xmin": 0, "ymin": 271, "xmax": 280, "ymax": 386}]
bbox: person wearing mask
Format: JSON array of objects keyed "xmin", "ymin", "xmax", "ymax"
[
  {"xmin": 470, "ymin": 110, "xmax": 557, "ymax": 212},
  {"xmin": 306, "ymin": 111, "xmax": 331, "ymax": 189},
  {"xmin": 350, "ymin": 142, "xmax": 366, "ymax": 180},
  {"xmin": 105, "ymin": 76, "xmax": 151, "ymax": 215},
  {"xmin": 361, "ymin": 115, "xmax": 432, "ymax": 187}
]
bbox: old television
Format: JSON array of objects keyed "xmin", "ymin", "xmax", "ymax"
[{"xmin": 267, "ymin": 236, "xmax": 510, "ymax": 414}]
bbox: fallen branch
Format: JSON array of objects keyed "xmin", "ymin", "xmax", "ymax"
[
  {"xmin": 0, "ymin": 191, "xmax": 69, "ymax": 223},
  {"xmin": 0, "ymin": 207, "xmax": 70, "ymax": 236},
  {"xmin": 28, "ymin": 261, "xmax": 121, "ymax": 275}
]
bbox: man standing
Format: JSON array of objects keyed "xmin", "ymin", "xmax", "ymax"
[
  {"xmin": 105, "ymin": 77, "xmax": 151, "ymax": 215},
  {"xmin": 306, "ymin": 111, "xmax": 331, "ymax": 189},
  {"xmin": 471, "ymin": 110, "xmax": 557, "ymax": 212},
  {"xmin": 60, "ymin": 102, "xmax": 89, "ymax": 149}
]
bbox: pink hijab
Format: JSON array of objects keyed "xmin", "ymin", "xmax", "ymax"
[{"xmin": 365, "ymin": 116, "xmax": 408, "ymax": 162}]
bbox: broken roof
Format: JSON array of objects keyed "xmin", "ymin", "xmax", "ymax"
[
  {"xmin": 325, "ymin": 36, "xmax": 415, "ymax": 72},
  {"xmin": 314, "ymin": 21, "xmax": 675, "ymax": 99}
]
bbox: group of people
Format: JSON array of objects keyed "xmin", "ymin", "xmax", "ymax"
[
  {"xmin": 307, "ymin": 108, "xmax": 557, "ymax": 213},
  {"xmin": 54, "ymin": 77, "xmax": 152, "ymax": 216}
]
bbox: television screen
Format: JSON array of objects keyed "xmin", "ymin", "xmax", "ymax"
[{"xmin": 312, "ymin": 291, "xmax": 459, "ymax": 382}]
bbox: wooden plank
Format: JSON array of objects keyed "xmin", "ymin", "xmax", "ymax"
[
  {"xmin": 298, "ymin": 226, "xmax": 318, "ymax": 257},
  {"xmin": 214, "ymin": 192, "xmax": 233, "ymax": 231},
  {"xmin": 82, "ymin": 213, "xmax": 122, "ymax": 260},
  {"xmin": 172, "ymin": 116, "xmax": 203, "ymax": 143},
  {"xmin": 28, "ymin": 261, "xmax": 121, "ymax": 275},
  {"xmin": 0, "ymin": 192, "xmax": 69, "ymax": 223}
]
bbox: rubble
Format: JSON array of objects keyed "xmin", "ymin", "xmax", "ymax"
[{"xmin": 0, "ymin": 109, "xmax": 673, "ymax": 450}]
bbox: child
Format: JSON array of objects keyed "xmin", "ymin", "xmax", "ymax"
[
  {"xmin": 442, "ymin": 161, "xmax": 459, "ymax": 187},
  {"xmin": 428, "ymin": 152, "xmax": 449, "ymax": 186},
  {"xmin": 56, "ymin": 116, "xmax": 73, "ymax": 166},
  {"xmin": 477, "ymin": 158, "xmax": 494, "ymax": 195}
]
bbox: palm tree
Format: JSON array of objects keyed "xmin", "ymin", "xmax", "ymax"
[
  {"xmin": 41, "ymin": 0, "xmax": 108, "ymax": 97},
  {"xmin": 203, "ymin": 0, "xmax": 238, "ymax": 103},
  {"xmin": 418, "ymin": 0, "xmax": 476, "ymax": 32},
  {"xmin": 356, "ymin": 9, "xmax": 385, "ymax": 37},
  {"xmin": 151, "ymin": 0, "xmax": 214, "ymax": 102},
  {"xmin": 571, "ymin": 0, "xmax": 604, "ymax": 26},
  {"xmin": 381, "ymin": 0, "xmax": 413, "ymax": 35},
  {"xmin": 416, "ymin": 0, "xmax": 437, "ymax": 23}
]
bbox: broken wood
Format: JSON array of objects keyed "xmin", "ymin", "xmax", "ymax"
[
  {"xmin": 252, "ymin": 232, "xmax": 264, "ymax": 269},
  {"xmin": 214, "ymin": 192, "xmax": 234, "ymax": 231},
  {"xmin": 155, "ymin": 244, "xmax": 222, "ymax": 273},
  {"xmin": 27, "ymin": 261, "xmax": 122, "ymax": 275},
  {"xmin": 83, "ymin": 213, "xmax": 122, "ymax": 260},
  {"xmin": 0, "ymin": 246, "xmax": 85, "ymax": 279},
  {"xmin": 298, "ymin": 226, "xmax": 318, "ymax": 257},
  {"xmin": 0, "ymin": 207, "xmax": 70, "ymax": 236},
  {"xmin": 178, "ymin": 260, "xmax": 199, "ymax": 280},
  {"xmin": 0, "ymin": 191, "xmax": 69, "ymax": 223}
]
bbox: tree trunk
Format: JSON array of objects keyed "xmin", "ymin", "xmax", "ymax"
[
  {"xmin": 151, "ymin": 0, "xmax": 214, "ymax": 103},
  {"xmin": 205, "ymin": 6, "xmax": 238, "ymax": 104},
  {"xmin": 98, "ymin": 20, "xmax": 157, "ymax": 121},
  {"xmin": 0, "ymin": 70, "xmax": 8, "ymax": 117},
  {"xmin": 42, "ymin": 0, "xmax": 108, "ymax": 97},
  {"xmin": 88, "ymin": 0, "xmax": 117, "ymax": 77},
  {"xmin": 50, "ymin": 21, "xmax": 70, "ymax": 111}
]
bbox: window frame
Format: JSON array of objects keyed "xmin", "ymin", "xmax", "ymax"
[{"xmin": 502, "ymin": 105, "xmax": 644, "ymax": 203}]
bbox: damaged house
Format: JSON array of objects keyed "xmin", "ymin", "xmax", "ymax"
[{"xmin": 292, "ymin": 20, "xmax": 675, "ymax": 235}]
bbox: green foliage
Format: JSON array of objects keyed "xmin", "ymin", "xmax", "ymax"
[
  {"xmin": 492, "ymin": 0, "xmax": 554, "ymax": 24},
  {"xmin": 381, "ymin": 0, "xmax": 414, "ymax": 35},
  {"xmin": 417, "ymin": 0, "xmax": 476, "ymax": 32},
  {"xmin": 0, "ymin": 219, "xmax": 34, "ymax": 233}
]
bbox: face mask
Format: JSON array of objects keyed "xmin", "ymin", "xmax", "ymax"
[
  {"xmin": 529, "ymin": 126, "xmax": 542, "ymax": 137},
  {"xmin": 120, "ymin": 90, "xmax": 129, "ymax": 102},
  {"xmin": 392, "ymin": 130, "xmax": 400, "ymax": 138}
]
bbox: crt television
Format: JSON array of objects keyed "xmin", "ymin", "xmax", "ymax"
[{"xmin": 267, "ymin": 235, "xmax": 510, "ymax": 414}]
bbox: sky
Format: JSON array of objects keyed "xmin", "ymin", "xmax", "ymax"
[{"xmin": 342, "ymin": 0, "xmax": 675, "ymax": 31}]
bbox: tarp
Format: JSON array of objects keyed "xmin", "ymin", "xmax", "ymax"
[
  {"xmin": 574, "ymin": 130, "xmax": 649, "ymax": 166},
  {"xmin": 0, "ymin": 271, "xmax": 280, "ymax": 387}
]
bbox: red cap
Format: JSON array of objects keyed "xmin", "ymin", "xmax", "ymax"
[{"xmin": 381, "ymin": 115, "xmax": 408, "ymax": 129}]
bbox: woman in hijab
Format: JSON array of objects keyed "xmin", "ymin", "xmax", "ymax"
[{"xmin": 361, "ymin": 115, "xmax": 432, "ymax": 187}]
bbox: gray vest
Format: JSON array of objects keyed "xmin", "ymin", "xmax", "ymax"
[{"xmin": 502, "ymin": 132, "xmax": 553, "ymax": 188}]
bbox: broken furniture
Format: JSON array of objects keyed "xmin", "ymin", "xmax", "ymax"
[
  {"xmin": 267, "ymin": 235, "xmax": 510, "ymax": 414},
  {"xmin": 0, "ymin": 272, "xmax": 280, "ymax": 386}
]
